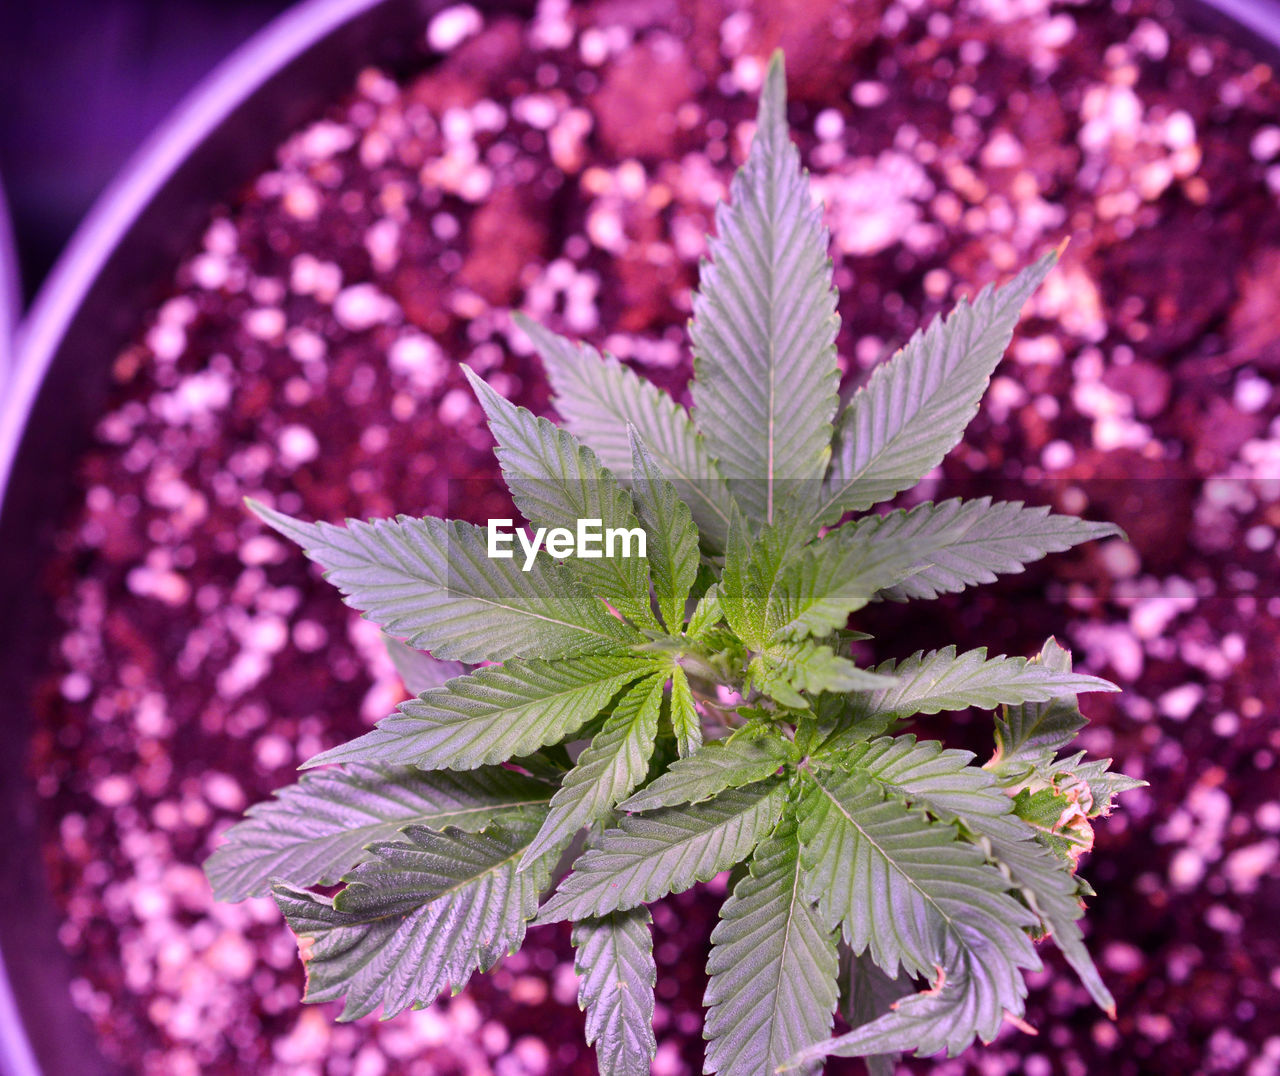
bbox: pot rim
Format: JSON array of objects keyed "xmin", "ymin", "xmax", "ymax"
[
  {"xmin": 0, "ymin": 0, "xmax": 394, "ymax": 502},
  {"xmin": 0, "ymin": 173, "xmax": 39, "ymax": 1076},
  {"xmin": 0, "ymin": 176, "xmax": 18, "ymax": 384},
  {"xmin": 0, "ymin": 1, "xmax": 433, "ymax": 1072}
]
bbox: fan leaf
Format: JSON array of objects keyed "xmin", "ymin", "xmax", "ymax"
[
  {"xmin": 521, "ymin": 675, "xmax": 666, "ymax": 866},
  {"xmin": 704, "ymin": 812, "xmax": 839, "ymax": 1076},
  {"xmin": 463, "ymin": 366, "xmax": 658, "ymax": 628},
  {"xmin": 572, "ymin": 909, "xmax": 657, "ymax": 1076},
  {"xmin": 689, "ymin": 52, "xmax": 840, "ymax": 529},
  {"xmin": 618, "ymin": 731, "xmax": 795, "ymax": 813},
  {"xmin": 250, "ymin": 501, "xmax": 640, "ymax": 663},
  {"xmin": 304, "ymin": 655, "xmax": 659, "ymax": 771},
  {"xmin": 795, "ymin": 763, "xmax": 1038, "ymax": 1030},
  {"xmin": 628, "ymin": 427, "xmax": 700, "ymax": 632},
  {"xmin": 819, "ymin": 645, "xmax": 1116, "ymax": 754},
  {"xmin": 821, "ymin": 248, "xmax": 1059, "ymax": 520},
  {"xmin": 204, "ymin": 765, "xmax": 551, "ymax": 902},
  {"xmin": 273, "ymin": 821, "xmax": 549, "ymax": 1020},
  {"xmin": 517, "ymin": 314, "xmax": 734, "ymax": 550},
  {"xmin": 537, "ymin": 779, "xmax": 789, "ymax": 922},
  {"xmin": 867, "ymin": 498, "xmax": 1123, "ymax": 603}
]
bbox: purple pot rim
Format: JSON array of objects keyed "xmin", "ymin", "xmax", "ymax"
[
  {"xmin": 0, "ymin": 176, "xmax": 18, "ymax": 386},
  {"xmin": 0, "ymin": 0, "xmax": 396, "ymax": 505},
  {"xmin": 0, "ymin": 1, "xmax": 410, "ymax": 1072}
]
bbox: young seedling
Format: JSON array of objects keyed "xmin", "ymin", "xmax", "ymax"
[{"xmin": 204, "ymin": 52, "xmax": 1142, "ymax": 1075}]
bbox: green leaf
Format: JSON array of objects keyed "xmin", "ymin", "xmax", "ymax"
[
  {"xmin": 754, "ymin": 641, "xmax": 898, "ymax": 704},
  {"xmin": 721, "ymin": 512, "xmax": 811, "ymax": 650},
  {"xmin": 250, "ymin": 501, "xmax": 640, "ymax": 663},
  {"xmin": 628, "ymin": 427, "xmax": 700, "ymax": 632},
  {"xmin": 989, "ymin": 638, "xmax": 1088, "ymax": 780},
  {"xmin": 572, "ymin": 909, "xmax": 657, "ymax": 1076},
  {"xmin": 538, "ymin": 779, "xmax": 789, "ymax": 922},
  {"xmin": 619, "ymin": 732, "xmax": 794, "ymax": 812},
  {"xmin": 795, "ymin": 765, "xmax": 1038, "ymax": 997},
  {"xmin": 668, "ymin": 665, "xmax": 703, "ymax": 758},
  {"xmin": 305, "ymin": 655, "xmax": 659, "ymax": 771},
  {"xmin": 690, "ymin": 52, "xmax": 840, "ymax": 529},
  {"xmin": 686, "ymin": 583, "xmax": 723, "ymax": 640},
  {"xmin": 522, "ymin": 676, "xmax": 665, "ymax": 866},
  {"xmin": 763, "ymin": 514, "xmax": 935, "ymax": 641},
  {"xmin": 704, "ymin": 812, "xmax": 838, "ymax": 1076},
  {"xmin": 273, "ymin": 820, "xmax": 549, "ymax": 1020},
  {"xmin": 785, "ymin": 942, "xmax": 1013, "ymax": 1064},
  {"xmin": 463, "ymin": 366, "xmax": 658, "ymax": 628},
  {"xmin": 817, "ymin": 734, "xmax": 1118, "ymax": 1016},
  {"xmin": 977, "ymin": 820, "xmax": 1116, "ymax": 1016},
  {"xmin": 820, "ymin": 247, "xmax": 1059, "ymax": 520},
  {"xmin": 516, "ymin": 314, "xmax": 734, "ymax": 550},
  {"xmin": 839, "ymin": 949, "xmax": 913, "ymax": 1076},
  {"xmin": 382, "ymin": 634, "xmax": 465, "ymax": 694},
  {"xmin": 867, "ymin": 498, "xmax": 1124, "ymax": 603},
  {"xmin": 204, "ymin": 765, "xmax": 551, "ymax": 902},
  {"xmin": 818, "ymin": 646, "xmax": 1117, "ymax": 755}
]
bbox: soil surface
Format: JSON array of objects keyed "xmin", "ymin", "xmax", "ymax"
[{"xmin": 27, "ymin": 0, "xmax": 1280, "ymax": 1074}]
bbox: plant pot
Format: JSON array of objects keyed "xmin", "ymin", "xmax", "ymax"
[
  {"xmin": 0, "ymin": 3, "xmax": 532, "ymax": 1073},
  {"xmin": 4, "ymin": 0, "xmax": 1280, "ymax": 1073}
]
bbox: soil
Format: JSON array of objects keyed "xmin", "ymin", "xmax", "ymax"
[{"xmin": 25, "ymin": 0, "xmax": 1280, "ymax": 1074}]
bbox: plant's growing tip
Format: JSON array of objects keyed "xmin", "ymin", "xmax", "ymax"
[{"xmin": 205, "ymin": 51, "xmax": 1143, "ymax": 1075}]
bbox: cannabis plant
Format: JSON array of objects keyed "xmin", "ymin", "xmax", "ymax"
[{"xmin": 205, "ymin": 54, "xmax": 1141, "ymax": 1074}]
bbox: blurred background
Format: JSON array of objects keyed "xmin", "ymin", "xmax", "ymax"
[{"xmin": 2, "ymin": 1, "xmax": 1280, "ymax": 1075}]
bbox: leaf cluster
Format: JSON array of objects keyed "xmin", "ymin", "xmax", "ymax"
[{"xmin": 204, "ymin": 53, "xmax": 1142, "ymax": 1075}]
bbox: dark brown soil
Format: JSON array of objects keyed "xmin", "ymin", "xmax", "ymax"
[{"xmin": 28, "ymin": 1, "xmax": 1280, "ymax": 1074}]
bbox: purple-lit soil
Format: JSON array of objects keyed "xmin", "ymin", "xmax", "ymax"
[{"xmin": 30, "ymin": 1, "xmax": 1280, "ymax": 1073}]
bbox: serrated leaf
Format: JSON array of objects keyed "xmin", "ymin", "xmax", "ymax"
[
  {"xmin": 383, "ymin": 634, "xmax": 465, "ymax": 694},
  {"xmin": 669, "ymin": 665, "xmax": 703, "ymax": 758},
  {"xmin": 572, "ymin": 909, "xmax": 657, "ymax": 1076},
  {"xmin": 273, "ymin": 821, "xmax": 548, "ymax": 1020},
  {"xmin": 305, "ymin": 655, "xmax": 658, "ymax": 771},
  {"xmin": 619, "ymin": 732, "xmax": 794, "ymax": 813},
  {"xmin": 989, "ymin": 638, "xmax": 1088, "ymax": 780},
  {"xmin": 704, "ymin": 813, "xmax": 838, "ymax": 1076},
  {"xmin": 755, "ymin": 640, "xmax": 898, "ymax": 704},
  {"xmin": 721, "ymin": 512, "xmax": 812, "ymax": 649},
  {"xmin": 690, "ymin": 52, "xmax": 840, "ymax": 529},
  {"xmin": 785, "ymin": 940, "xmax": 1012, "ymax": 1064},
  {"xmin": 797, "ymin": 767, "xmax": 1038, "ymax": 988},
  {"xmin": 868, "ymin": 498, "xmax": 1124, "ymax": 603},
  {"xmin": 819, "ymin": 646, "xmax": 1117, "ymax": 755},
  {"xmin": 820, "ymin": 248, "xmax": 1059, "ymax": 521},
  {"xmin": 839, "ymin": 948, "xmax": 914, "ymax": 1076},
  {"xmin": 763, "ymin": 513, "xmax": 937, "ymax": 641},
  {"xmin": 517, "ymin": 314, "xmax": 734, "ymax": 550},
  {"xmin": 522, "ymin": 676, "xmax": 665, "ymax": 866},
  {"xmin": 976, "ymin": 821, "xmax": 1116, "ymax": 1016},
  {"xmin": 628, "ymin": 427, "xmax": 700, "ymax": 632},
  {"xmin": 463, "ymin": 366, "xmax": 658, "ymax": 628},
  {"xmin": 250, "ymin": 501, "xmax": 640, "ymax": 663},
  {"xmin": 822, "ymin": 734, "xmax": 1117, "ymax": 1016},
  {"xmin": 537, "ymin": 779, "xmax": 789, "ymax": 922},
  {"xmin": 204, "ymin": 765, "xmax": 551, "ymax": 902},
  {"xmin": 686, "ymin": 583, "xmax": 722, "ymax": 639}
]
